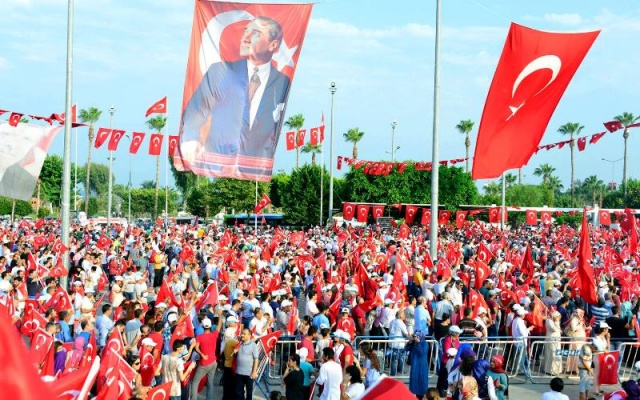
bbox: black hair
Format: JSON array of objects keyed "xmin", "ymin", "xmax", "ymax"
[{"xmin": 550, "ymin": 377, "xmax": 564, "ymax": 392}]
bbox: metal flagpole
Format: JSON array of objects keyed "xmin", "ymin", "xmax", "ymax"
[
  {"xmin": 255, "ymin": 180, "xmax": 258, "ymax": 233},
  {"xmin": 107, "ymin": 106, "xmax": 115, "ymax": 228},
  {"xmin": 60, "ymin": 0, "xmax": 75, "ymax": 290},
  {"xmin": 319, "ymin": 126, "xmax": 324, "ymax": 226},
  {"xmin": 164, "ymin": 110, "xmax": 169, "ymax": 227},
  {"xmin": 328, "ymin": 82, "xmax": 337, "ymax": 223},
  {"xmin": 74, "ymin": 124, "xmax": 77, "ymax": 213},
  {"xmin": 429, "ymin": 0, "xmax": 442, "ymax": 260},
  {"xmin": 500, "ymin": 173, "xmax": 506, "ymax": 230}
]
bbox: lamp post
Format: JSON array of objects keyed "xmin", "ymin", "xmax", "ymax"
[
  {"xmin": 602, "ymin": 158, "xmax": 623, "ymax": 190},
  {"xmin": 328, "ymin": 82, "xmax": 337, "ymax": 223},
  {"xmin": 107, "ymin": 105, "xmax": 115, "ymax": 227},
  {"xmin": 124, "ymin": 134, "xmax": 133, "ymax": 221},
  {"xmin": 391, "ymin": 120, "xmax": 397, "ymax": 163},
  {"xmin": 429, "ymin": 0, "xmax": 442, "ymax": 259}
]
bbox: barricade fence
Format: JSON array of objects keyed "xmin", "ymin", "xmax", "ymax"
[{"xmin": 265, "ymin": 335, "xmax": 640, "ymax": 385}]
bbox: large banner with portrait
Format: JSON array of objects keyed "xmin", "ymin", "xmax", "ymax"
[{"xmin": 174, "ymin": 1, "xmax": 313, "ymax": 181}]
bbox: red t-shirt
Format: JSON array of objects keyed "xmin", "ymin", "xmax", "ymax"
[
  {"xmin": 147, "ymin": 332, "xmax": 164, "ymax": 368},
  {"xmin": 338, "ymin": 344, "xmax": 354, "ymax": 366},
  {"xmin": 196, "ymin": 331, "xmax": 219, "ymax": 367}
]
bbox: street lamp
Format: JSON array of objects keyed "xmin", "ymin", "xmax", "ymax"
[
  {"xmin": 386, "ymin": 146, "xmax": 400, "ymax": 159},
  {"xmin": 328, "ymin": 82, "xmax": 337, "ymax": 223},
  {"xmin": 124, "ymin": 134, "xmax": 133, "ymax": 221},
  {"xmin": 602, "ymin": 158, "xmax": 623, "ymax": 191},
  {"xmin": 107, "ymin": 105, "xmax": 115, "ymax": 227},
  {"xmin": 391, "ymin": 120, "xmax": 397, "ymax": 163}
]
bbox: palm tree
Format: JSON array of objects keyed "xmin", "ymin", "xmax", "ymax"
[
  {"xmin": 78, "ymin": 107, "xmax": 102, "ymax": 214},
  {"xmin": 582, "ymin": 175, "xmax": 604, "ymax": 206},
  {"xmin": 343, "ymin": 128, "xmax": 365, "ymax": 159},
  {"xmin": 613, "ymin": 112, "xmax": 640, "ymax": 198},
  {"xmin": 533, "ymin": 163, "xmax": 556, "ymax": 185},
  {"xmin": 455, "ymin": 119, "xmax": 474, "ymax": 172},
  {"xmin": 146, "ymin": 115, "xmax": 167, "ymax": 219},
  {"xmin": 301, "ymin": 143, "xmax": 322, "ymax": 165},
  {"xmin": 284, "ymin": 114, "xmax": 304, "ymax": 168},
  {"xmin": 140, "ymin": 180, "xmax": 155, "ymax": 190},
  {"xmin": 484, "ymin": 181, "xmax": 501, "ymax": 196},
  {"xmin": 504, "ymin": 173, "xmax": 517, "ymax": 188},
  {"xmin": 547, "ymin": 175, "xmax": 564, "ymax": 194},
  {"xmin": 557, "ymin": 122, "xmax": 584, "ymax": 206}
]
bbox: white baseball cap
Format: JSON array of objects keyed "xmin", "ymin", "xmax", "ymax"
[
  {"xmin": 227, "ymin": 316, "xmax": 239, "ymax": 323},
  {"xmin": 141, "ymin": 337, "xmax": 157, "ymax": 347},
  {"xmin": 202, "ymin": 318, "xmax": 212, "ymax": 329}
]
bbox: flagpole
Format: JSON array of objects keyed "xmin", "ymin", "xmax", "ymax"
[
  {"xmin": 328, "ymin": 82, "xmax": 337, "ymax": 224},
  {"xmin": 74, "ymin": 124, "xmax": 77, "ymax": 213},
  {"xmin": 501, "ymin": 172, "xmax": 506, "ymax": 230},
  {"xmin": 164, "ymin": 108, "xmax": 169, "ymax": 227},
  {"xmin": 107, "ymin": 105, "xmax": 115, "ymax": 229},
  {"xmin": 429, "ymin": 0, "xmax": 442, "ymax": 260},
  {"xmin": 60, "ymin": 0, "xmax": 75, "ymax": 290},
  {"xmin": 320, "ymin": 127, "xmax": 324, "ymax": 226},
  {"xmin": 255, "ymin": 179, "xmax": 258, "ymax": 233}
]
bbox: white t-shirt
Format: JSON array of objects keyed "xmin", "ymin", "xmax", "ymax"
[
  {"xmin": 345, "ymin": 382, "xmax": 365, "ymax": 399},
  {"xmin": 541, "ymin": 390, "xmax": 570, "ymax": 400},
  {"xmin": 317, "ymin": 360, "xmax": 343, "ymax": 400}
]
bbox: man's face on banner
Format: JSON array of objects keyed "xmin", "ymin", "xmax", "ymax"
[{"xmin": 239, "ymin": 19, "xmax": 280, "ymax": 65}]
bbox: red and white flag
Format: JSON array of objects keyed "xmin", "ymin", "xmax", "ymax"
[
  {"xmin": 94, "ymin": 128, "xmax": 112, "ymax": 149},
  {"xmin": 574, "ymin": 210, "xmax": 598, "ymax": 305},
  {"xmin": 438, "ymin": 210, "xmax": 451, "ymax": 225},
  {"xmin": 129, "ymin": 132, "xmax": 146, "ymax": 154},
  {"xmin": 525, "ymin": 209, "xmax": 538, "ymax": 225},
  {"xmin": 254, "ymin": 194, "xmax": 271, "ymax": 214},
  {"xmin": 259, "ymin": 331, "xmax": 282, "ymax": 356},
  {"xmin": 577, "ymin": 136, "xmax": 587, "ymax": 151},
  {"xmin": 309, "ymin": 127, "xmax": 320, "ymax": 145},
  {"xmin": 296, "ymin": 129, "xmax": 306, "ymax": 147},
  {"xmin": 372, "ymin": 205, "xmax": 385, "ymax": 220},
  {"xmin": 599, "ymin": 209, "xmax": 612, "ymax": 225},
  {"xmin": 196, "ymin": 281, "xmax": 219, "ymax": 311},
  {"xmin": 107, "ymin": 129, "xmax": 125, "ymax": 151},
  {"xmin": 472, "ymin": 23, "xmax": 599, "ymax": 179},
  {"xmin": 96, "ymin": 234, "xmax": 112, "ymax": 250},
  {"xmin": 146, "ymin": 381, "xmax": 172, "ymax": 400},
  {"xmin": 145, "ymin": 96, "xmax": 167, "ymax": 117},
  {"xmin": 455, "ymin": 211, "xmax": 468, "ymax": 228},
  {"xmin": 598, "ymin": 351, "xmax": 620, "ymax": 385},
  {"xmin": 52, "ymin": 238, "xmax": 69, "ymax": 254},
  {"xmin": 30, "ymin": 328, "xmax": 54, "ymax": 366},
  {"xmin": 603, "ymin": 120, "xmax": 623, "ymax": 133},
  {"xmin": 48, "ymin": 356, "xmax": 100, "ymax": 400},
  {"xmin": 168, "ymin": 135, "xmax": 179, "ymax": 156},
  {"xmin": 8, "ymin": 112, "xmax": 23, "ymax": 127},
  {"xmin": 149, "ymin": 133, "xmax": 163, "ymax": 156},
  {"xmin": 420, "ymin": 208, "xmax": 431, "ymax": 226},
  {"xmin": 405, "ymin": 205, "xmax": 418, "ymax": 224},
  {"xmin": 540, "ymin": 210, "xmax": 552, "ymax": 224},
  {"xmin": 357, "ymin": 205, "xmax": 370, "ymax": 223},
  {"xmin": 477, "ymin": 242, "xmax": 494, "ymax": 264},
  {"xmin": 285, "ymin": 131, "xmax": 296, "ymax": 151},
  {"xmin": 342, "ymin": 203, "xmax": 355, "ymax": 221}
]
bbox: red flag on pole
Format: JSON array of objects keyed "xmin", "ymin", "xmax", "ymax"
[
  {"xmin": 145, "ymin": 96, "xmax": 167, "ymax": 117},
  {"xmin": 343, "ymin": 203, "xmax": 355, "ymax": 221},
  {"xmin": 254, "ymin": 194, "xmax": 271, "ymax": 214},
  {"xmin": 148, "ymin": 133, "xmax": 163, "ymax": 156},
  {"xmin": 168, "ymin": 135, "xmax": 179, "ymax": 156},
  {"xmin": 107, "ymin": 129, "xmax": 125, "ymax": 151},
  {"xmin": 129, "ymin": 132, "xmax": 146, "ymax": 154},
  {"xmin": 259, "ymin": 331, "xmax": 282, "ymax": 356},
  {"xmin": 94, "ymin": 128, "xmax": 112, "ymax": 149},
  {"xmin": 575, "ymin": 210, "xmax": 598, "ymax": 305},
  {"xmin": 597, "ymin": 351, "xmax": 620, "ymax": 385},
  {"xmin": 296, "ymin": 129, "xmax": 306, "ymax": 147},
  {"xmin": 309, "ymin": 127, "xmax": 320, "ymax": 145},
  {"xmin": 472, "ymin": 23, "xmax": 599, "ymax": 179},
  {"xmin": 285, "ymin": 131, "xmax": 296, "ymax": 151}
]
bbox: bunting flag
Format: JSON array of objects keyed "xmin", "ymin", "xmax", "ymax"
[
  {"xmin": 174, "ymin": 1, "xmax": 313, "ymax": 182},
  {"xmin": 107, "ymin": 129, "xmax": 125, "ymax": 151},
  {"xmin": 603, "ymin": 120, "xmax": 623, "ymax": 133},
  {"xmin": 94, "ymin": 128, "xmax": 112, "ymax": 149},
  {"xmin": 168, "ymin": 135, "xmax": 180, "ymax": 156},
  {"xmin": 356, "ymin": 205, "xmax": 369, "ymax": 223},
  {"xmin": 455, "ymin": 211, "xmax": 467, "ymax": 229},
  {"xmin": 420, "ymin": 208, "xmax": 431, "ymax": 226},
  {"xmin": 599, "ymin": 209, "xmax": 612, "ymax": 225},
  {"xmin": 540, "ymin": 210, "xmax": 552, "ymax": 224},
  {"xmin": 472, "ymin": 23, "xmax": 599, "ymax": 179},
  {"xmin": 438, "ymin": 210, "xmax": 452, "ymax": 225},
  {"xmin": 129, "ymin": 132, "xmax": 146, "ymax": 154},
  {"xmin": 342, "ymin": 203, "xmax": 355, "ymax": 221},
  {"xmin": 145, "ymin": 96, "xmax": 167, "ymax": 117},
  {"xmin": 525, "ymin": 209, "xmax": 537, "ymax": 225},
  {"xmin": 285, "ymin": 131, "xmax": 295, "ymax": 151},
  {"xmin": 372, "ymin": 205, "xmax": 385, "ymax": 220},
  {"xmin": 309, "ymin": 127, "xmax": 320, "ymax": 145},
  {"xmin": 296, "ymin": 129, "xmax": 306, "ymax": 147},
  {"xmin": 405, "ymin": 205, "xmax": 418, "ymax": 224},
  {"xmin": 148, "ymin": 133, "xmax": 163, "ymax": 156}
]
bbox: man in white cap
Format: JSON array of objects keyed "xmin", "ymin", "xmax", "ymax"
[
  {"xmin": 388, "ymin": 309, "xmax": 410, "ymax": 376},
  {"xmin": 190, "ymin": 308, "xmax": 224, "ymax": 400},
  {"xmin": 512, "ymin": 306, "xmax": 534, "ymax": 382},
  {"xmin": 296, "ymin": 347, "xmax": 314, "ymax": 400}
]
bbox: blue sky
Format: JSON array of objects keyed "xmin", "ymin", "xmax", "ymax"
[{"xmin": 2, "ymin": 0, "xmax": 640, "ymax": 193}]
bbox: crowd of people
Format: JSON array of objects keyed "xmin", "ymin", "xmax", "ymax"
[{"xmin": 0, "ymin": 213, "xmax": 639, "ymax": 399}]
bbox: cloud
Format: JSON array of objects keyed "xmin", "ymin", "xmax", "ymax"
[{"xmin": 543, "ymin": 13, "xmax": 583, "ymax": 26}]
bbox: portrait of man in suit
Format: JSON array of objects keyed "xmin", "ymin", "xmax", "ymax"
[{"xmin": 179, "ymin": 16, "xmax": 290, "ymax": 168}]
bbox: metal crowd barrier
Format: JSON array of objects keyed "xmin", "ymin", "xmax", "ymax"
[
  {"xmin": 528, "ymin": 336, "xmax": 590, "ymax": 384},
  {"xmin": 454, "ymin": 336, "xmax": 525, "ymax": 380},
  {"xmin": 616, "ymin": 341, "xmax": 640, "ymax": 383},
  {"xmin": 268, "ymin": 336, "xmax": 300, "ymax": 382}
]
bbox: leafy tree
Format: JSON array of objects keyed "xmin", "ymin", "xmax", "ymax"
[
  {"xmin": 484, "ymin": 182, "xmax": 501, "ymax": 197},
  {"xmin": 557, "ymin": 122, "xmax": 584, "ymax": 206},
  {"xmin": 76, "ymin": 163, "xmax": 112, "ymax": 196},
  {"xmin": 78, "ymin": 107, "xmax": 102, "ymax": 214},
  {"xmin": 145, "ymin": 115, "xmax": 167, "ymax": 218},
  {"xmin": 269, "ymin": 172, "xmax": 290, "ymax": 208},
  {"xmin": 140, "ymin": 180, "xmax": 156, "ymax": 190},
  {"xmin": 169, "ymin": 155, "xmax": 198, "ymax": 210},
  {"xmin": 0, "ymin": 197, "xmax": 32, "ymax": 217},
  {"xmin": 581, "ymin": 175, "xmax": 605, "ymax": 206},
  {"xmin": 186, "ymin": 179, "xmax": 214, "ymax": 218},
  {"xmin": 504, "ymin": 173, "xmax": 517, "ymax": 189},
  {"xmin": 284, "ymin": 114, "xmax": 304, "ymax": 168},
  {"xmin": 207, "ymin": 179, "xmax": 269, "ymax": 216},
  {"xmin": 343, "ymin": 128, "xmax": 365, "ymax": 159},
  {"xmin": 455, "ymin": 119, "xmax": 474, "ymax": 172},
  {"xmin": 533, "ymin": 163, "xmax": 556, "ymax": 185},
  {"xmin": 547, "ymin": 175, "xmax": 564, "ymax": 194},
  {"xmin": 301, "ymin": 143, "xmax": 322, "ymax": 165},
  {"xmin": 505, "ymin": 184, "xmax": 554, "ymax": 207},
  {"xmin": 281, "ymin": 164, "xmax": 330, "ymax": 226},
  {"xmin": 128, "ymin": 188, "xmax": 179, "ymax": 217},
  {"xmin": 39, "ymin": 155, "xmax": 64, "ymax": 206},
  {"xmin": 613, "ymin": 112, "xmax": 640, "ymax": 198}
]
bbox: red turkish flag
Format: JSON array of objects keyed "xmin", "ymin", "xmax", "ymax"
[
  {"xmin": 107, "ymin": 129, "xmax": 125, "ymax": 151},
  {"xmin": 474, "ymin": 260, "xmax": 491, "ymax": 289},
  {"xmin": 309, "ymin": 127, "xmax": 320, "ymax": 145},
  {"xmin": 287, "ymin": 297, "xmax": 298, "ymax": 335},
  {"xmin": 343, "ymin": 203, "xmax": 355, "ymax": 221},
  {"xmin": 438, "ymin": 210, "xmax": 452, "ymax": 225},
  {"xmin": 575, "ymin": 210, "xmax": 598, "ymax": 304},
  {"xmin": 589, "ymin": 131, "xmax": 606, "ymax": 144},
  {"xmin": 525, "ymin": 209, "xmax": 538, "ymax": 225},
  {"xmin": 488, "ymin": 207, "xmax": 501, "ymax": 223},
  {"xmin": 296, "ymin": 129, "xmax": 306, "ymax": 147},
  {"xmin": 8, "ymin": 112, "xmax": 23, "ymax": 127},
  {"xmin": 337, "ymin": 156, "xmax": 343, "ymax": 170},
  {"xmin": 146, "ymin": 381, "xmax": 172, "ymax": 400},
  {"xmin": 49, "ymin": 357, "xmax": 100, "ymax": 400},
  {"xmin": 467, "ymin": 289, "xmax": 489, "ymax": 319},
  {"xmin": 476, "ymin": 242, "xmax": 494, "ymax": 264},
  {"xmin": 44, "ymin": 286, "xmax": 73, "ymax": 312},
  {"xmin": 196, "ymin": 281, "xmax": 219, "ymax": 312},
  {"xmin": 599, "ymin": 209, "xmax": 612, "ymax": 225},
  {"xmin": 145, "ymin": 96, "xmax": 167, "ymax": 117},
  {"xmin": 398, "ymin": 223, "xmax": 410, "ymax": 239},
  {"xmin": 259, "ymin": 331, "xmax": 282, "ymax": 356},
  {"xmin": 472, "ymin": 23, "xmax": 599, "ymax": 179},
  {"xmin": 102, "ymin": 328, "xmax": 125, "ymax": 358},
  {"xmin": 94, "ymin": 128, "xmax": 112, "ymax": 149},
  {"xmin": 168, "ymin": 135, "xmax": 179, "ymax": 156},
  {"xmin": 372, "ymin": 205, "xmax": 385, "ymax": 220},
  {"xmin": 20, "ymin": 308, "xmax": 48, "ymax": 336},
  {"xmin": 357, "ymin": 205, "xmax": 370, "ymax": 223},
  {"xmin": 97, "ymin": 234, "xmax": 112, "ymax": 250},
  {"xmin": 254, "ymin": 193, "xmax": 271, "ymax": 214},
  {"xmin": 405, "ymin": 205, "xmax": 418, "ymax": 224},
  {"xmin": 621, "ymin": 208, "xmax": 638, "ymax": 255},
  {"xmin": 521, "ymin": 245, "xmax": 535, "ymax": 284},
  {"xmin": 603, "ymin": 120, "xmax": 623, "ymax": 133},
  {"xmin": 499, "ymin": 289, "xmax": 518, "ymax": 308},
  {"xmin": 531, "ymin": 295, "xmax": 548, "ymax": 328},
  {"xmin": 285, "ymin": 131, "xmax": 295, "ymax": 151},
  {"xmin": 30, "ymin": 328, "xmax": 54, "ymax": 366},
  {"xmin": 421, "ymin": 208, "xmax": 431, "ymax": 226},
  {"xmin": 598, "ymin": 351, "xmax": 620, "ymax": 385},
  {"xmin": 359, "ymin": 376, "xmax": 416, "ymax": 400},
  {"xmin": 129, "ymin": 131, "xmax": 146, "ymax": 154},
  {"xmin": 455, "ymin": 211, "xmax": 468, "ymax": 228},
  {"xmin": 577, "ymin": 136, "xmax": 587, "ymax": 151},
  {"xmin": 80, "ymin": 333, "xmax": 97, "ymax": 367},
  {"xmin": 540, "ymin": 210, "xmax": 552, "ymax": 224},
  {"xmin": 148, "ymin": 133, "xmax": 163, "ymax": 156},
  {"xmin": 51, "ymin": 238, "xmax": 68, "ymax": 254}
]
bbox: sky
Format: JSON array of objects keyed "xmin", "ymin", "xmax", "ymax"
[{"xmin": 2, "ymin": 0, "xmax": 640, "ymax": 194}]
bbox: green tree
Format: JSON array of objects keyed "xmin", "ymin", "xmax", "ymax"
[
  {"xmin": 145, "ymin": 115, "xmax": 167, "ymax": 218},
  {"xmin": 504, "ymin": 173, "xmax": 517, "ymax": 189},
  {"xmin": 39, "ymin": 155, "xmax": 64, "ymax": 207},
  {"xmin": 300, "ymin": 143, "xmax": 322, "ymax": 165},
  {"xmin": 557, "ymin": 122, "xmax": 584, "ymax": 206},
  {"xmin": 533, "ymin": 163, "xmax": 556, "ymax": 185},
  {"xmin": 582, "ymin": 175, "xmax": 605, "ymax": 206},
  {"xmin": 269, "ymin": 172, "xmax": 290, "ymax": 208},
  {"xmin": 613, "ymin": 112, "xmax": 640, "ymax": 198},
  {"xmin": 505, "ymin": 184, "xmax": 554, "ymax": 207},
  {"xmin": 284, "ymin": 114, "xmax": 304, "ymax": 168},
  {"xmin": 343, "ymin": 128, "xmax": 365, "ymax": 159},
  {"xmin": 455, "ymin": 119, "xmax": 474, "ymax": 172},
  {"xmin": 140, "ymin": 180, "xmax": 156, "ymax": 190},
  {"xmin": 207, "ymin": 179, "xmax": 269, "ymax": 215},
  {"xmin": 78, "ymin": 107, "xmax": 102, "ymax": 214},
  {"xmin": 0, "ymin": 197, "xmax": 32, "ymax": 217},
  {"xmin": 281, "ymin": 164, "xmax": 330, "ymax": 226},
  {"xmin": 169, "ymin": 155, "xmax": 198, "ymax": 210},
  {"xmin": 484, "ymin": 182, "xmax": 501, "ymax": 197},
  {"xmin": 547, "ymin": 175, "xmax": 564, "ymax": 194},
  {"xmin": 185, "ymin": 178, "xmax": 214, "ymax": 218}
]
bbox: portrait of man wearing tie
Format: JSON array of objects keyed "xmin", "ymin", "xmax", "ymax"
[{"xmin": 179, "ymin": 16, "xmax": 290, "ymax": 173}]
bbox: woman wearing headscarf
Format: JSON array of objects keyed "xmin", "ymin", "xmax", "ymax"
[
  {"xmin": 486, "ymin": 355, "xmax": 508, "ymax": 400},
  {"xmin": 409, "ymin": 330, "xmax": 430, "ymax": 399},
  {"xmin": 438, "ymin": 325, "xmax": 462, "ymax": 395},
  {"xmin": 53, "ymin": 341, "xmax": 67, "ymax": 375},
  {"xmin": 543, "ymin": 310, "xmax": 563, "ymax": 375},
  {"xmin": 565, "ymin": 307, "xmax": 587, "ymax": 375},
  {"xmin": 472, "ymin": 359, "xmax": 497, "ymax": 400},
  {"xmin": 65, "ymin": 336, "xmax": 86, "ymax": 373}
]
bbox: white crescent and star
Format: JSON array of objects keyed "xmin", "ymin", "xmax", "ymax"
[
  {"xmin": 603, "ymin": 353, "xmax": 616, "ymax": 370},
  {"xmin": 508, "ymin": 55, "xmax": 562, "ymax": 120},
  {"xmin": 150, "ymin": 389, "xmax": 168, "ymax": 400},
  {"xmin": 266, "ymin": 336, "xmax": 277, "ymax": 350}
]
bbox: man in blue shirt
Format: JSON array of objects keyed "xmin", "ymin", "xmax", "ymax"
[
  {"xmin": 56, "ymin": 310, "xmax": 74, "ymax": 343},
  {"xmin": 414, "ymin": 297, "xmax": 430, "ymax": 336},
  {"xmin": 95, "ymin": 304, "xmax": 114, "ymax": 349},
  {"xmin": 312, "ymin": 304, "xmax": 330, "ymax": 329}
]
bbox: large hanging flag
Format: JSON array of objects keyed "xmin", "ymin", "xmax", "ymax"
[
  {"xmin": 174, "ymin": 1, "xmax": 313, "ymax": 181},
  {"xmin": 472, "ymin": 23, "xmax": 599, "ymax": 179},
  {"xmin": 0, "ymin": 123, "xmax": 62, "ymax": 201}
]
